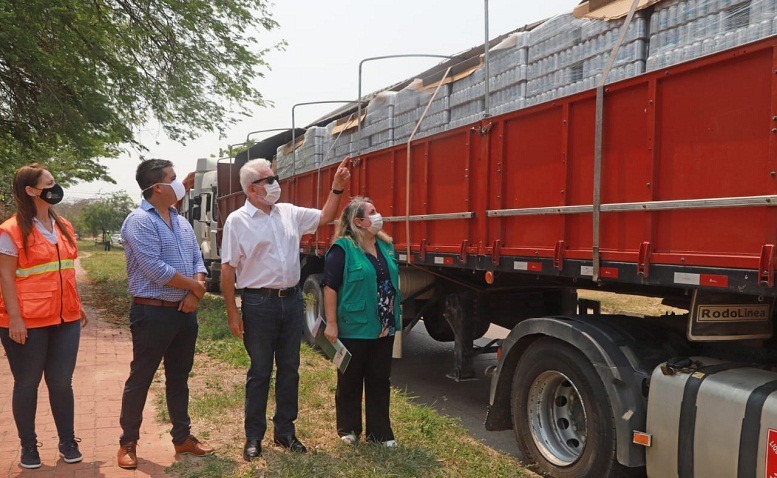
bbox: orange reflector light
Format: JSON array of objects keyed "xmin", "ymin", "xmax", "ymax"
[
  {"xmin": 496, "ymin": 344, "xmax": 503, "ymax": 362},
  {"xmin": 485, "ymin": 271, "xmax": 494, "ymax": 284},
  {"xmin": 632, "ymin": 431, "xmax": 652, "ymax": 447}
]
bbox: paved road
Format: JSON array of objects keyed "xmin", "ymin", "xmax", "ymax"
[{"xmin": 391, "ymin": 323, "xmax": 521, "ymax": 458}]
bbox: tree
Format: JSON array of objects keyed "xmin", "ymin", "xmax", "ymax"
[
  {"xmin": 78, "ymin": 192, "xmax": 135, "ymax": 240},
  {"xmin": 51, "ymin": 198, "xmax": 95, "ymax": 238},
  {"xmin": 0, "ymin": 0, "xmax": 282, "ymax": 183}
]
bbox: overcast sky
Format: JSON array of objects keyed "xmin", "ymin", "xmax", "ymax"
[{"xmin": 64, "ymin": 0, "xmax": 580, "ymax": 203}]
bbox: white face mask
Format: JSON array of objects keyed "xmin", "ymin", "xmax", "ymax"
[
  {"xmin": 262, "ymin": 181, "xmax": 281, "ymax": 205},
  {"xmin": 366, "ymin": 213, "xmax": 383, "ymax": 234},
  {"xmin": 142, "ymin": 179, "xmax": 186, "ymax": 202}
]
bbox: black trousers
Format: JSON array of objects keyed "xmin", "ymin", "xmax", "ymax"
[
  {"xmin": 336, "ymin": 335, "xmax": 395, "ymax": 442},
  {"xmin": 119, "ymin": 302, "xmax": 198, "ymax": 445},
  {"xmin": 0, "ymin": 321, "xmax": 81, "ymax": 446}
]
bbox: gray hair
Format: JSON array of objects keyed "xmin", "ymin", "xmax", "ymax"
[{"xmin": 239, "ymin": 158, "xmax": 273, "ymax": 195}]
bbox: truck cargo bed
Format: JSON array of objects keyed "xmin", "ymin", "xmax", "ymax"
[{"xmin": 281, "ymin": 37, "xmax": 777, "ymax": 297}]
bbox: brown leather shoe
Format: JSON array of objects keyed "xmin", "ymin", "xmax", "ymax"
[
  {"xmin": 173, "ymin": 435, "xmax": 214, "ymax": 456},
  {"xmin": 117, "ymin": 441, "xmax": 137, "ymax": 469}
]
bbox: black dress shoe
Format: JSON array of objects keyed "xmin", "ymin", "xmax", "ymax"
[
  {"xmin": 243, "ymin": 440, "xmax": 261, "ymax": 461},
  {"xmin": 273, "ymin": 435, "xmax": 307, "ymax": 453}
]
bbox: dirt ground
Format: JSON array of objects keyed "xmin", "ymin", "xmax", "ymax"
[{"xmin": 577, "ymin": 289, "xmax": 687, "ymax": 317}]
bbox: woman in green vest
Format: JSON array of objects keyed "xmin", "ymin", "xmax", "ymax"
[{"xmin": 323, "ymin": 196, "xmax": 400, "ymax": 447}]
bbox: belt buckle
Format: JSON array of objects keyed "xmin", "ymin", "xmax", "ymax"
[{"xmin": 278, "ymin": 288, "xmax": 288, "ymax": 298}]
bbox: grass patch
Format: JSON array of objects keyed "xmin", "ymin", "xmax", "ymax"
[
  {"xmin": 79, "ymin": 245, "xmax": 528, "ymax": 477},
  {"xmin": 78, "ymin": 241, "xmax": 132, "ymax": 325},
  {"xmin": 578, "ymin": 289, "xmax": 687, "ymax": 317}
]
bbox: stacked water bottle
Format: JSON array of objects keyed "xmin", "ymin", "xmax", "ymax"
[
  {"xmin": 647, "ymin": 0, "xmax": 777, "ymax": 70},
  {"xmin": 275, "ymin": 126, "xmax": 330, "ymax": 176},
  {"xmin": 393, "ymin": 79, "xmax": 434, "ymax": 143},
  {"xmin": 487, "ymin": 32, "xmax": 530, "ymax": 116},
  {"xmin": 526, "ymin": 13, "xmax": 648, "ymax": 106},
  {"xmin": 415, "ymin": 83, "xmax": 451, "ymax": 138},
  {"xmin": 276, "ymin": 0, "xmax": 777, "ymax": 167},
  {"xmin": 449, "ymin": 63, "xmax": 485, "ymax": 129},
  {"xmin": 328, "ymin": 119, "xmax": 357, "ymax": 163},
  {"xmin": 362, "ymin": 91, "xmax": 397, "ymax": 152}
]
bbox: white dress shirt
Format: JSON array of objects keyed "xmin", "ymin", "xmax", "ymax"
[{"xmin": 221, "ymin": 200, "xmax": 321, "ymax": 289}]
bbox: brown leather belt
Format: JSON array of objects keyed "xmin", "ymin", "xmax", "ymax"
[
  {"xmin": 133, "ymin": 297, "xmax": 181, "ymax": 307},
  {"xmin": 242, "ymin": 286, "xmax": 298, "ymax": 298}
]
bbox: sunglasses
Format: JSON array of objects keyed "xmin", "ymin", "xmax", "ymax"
[{"xmin": 252, "ymin": 175, "xmax": 280, "ymax": 185}]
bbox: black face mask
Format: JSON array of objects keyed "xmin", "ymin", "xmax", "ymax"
[{"xmin": 36, "ymin": 183, "xmax": 64, "ymax": 205}]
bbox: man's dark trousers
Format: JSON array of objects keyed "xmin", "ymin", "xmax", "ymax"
[
  {"xmin": 119, "ymin": 302, "xmax": 198, "ymax": 445},
  {"xmin": 241, "ymin": 289, "xmax": 304, "ymax": 441}
]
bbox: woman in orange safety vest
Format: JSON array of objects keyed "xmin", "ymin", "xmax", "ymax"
[{"xmin": 0, "ymin": 163, "xmax": 88, "ymax": 469}]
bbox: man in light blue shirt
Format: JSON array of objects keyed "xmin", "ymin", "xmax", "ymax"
[{"xmin": 116, "ymin": 159, "xmax": 213, "ymax": 469}]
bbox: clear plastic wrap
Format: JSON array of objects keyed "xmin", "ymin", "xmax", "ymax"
[
  {"xmin": 275, "ymin": 127, "xmax": 330, "ymax": 176},
  {"xmin": 646, "ymin": 0, "xmax": 777, "ymax": 70},
  {"xmin": 300, "ymin": 0, "xmax": 777, "ymax": 158},
  {"xmin": 526, "ymin": 12, "xmax": 648, "ymax": 105}
]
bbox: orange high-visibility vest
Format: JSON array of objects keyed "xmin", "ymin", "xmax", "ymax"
[{"xmin": 0, "ymin": 215, "xmax": 82, "ymax": 328}]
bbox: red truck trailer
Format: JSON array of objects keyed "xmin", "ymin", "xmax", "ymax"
[{"xmin": 197, "ymin": 8, "xmax": 777, "ymax": 477}]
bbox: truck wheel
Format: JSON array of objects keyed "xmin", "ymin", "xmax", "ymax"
[
  {"xmin": 511, "ymin": 338, "xmax": 627, "ymax": 478},
  {"xmin": 422, "ymin": 306, "xmax": 455, "ymax": 341},
  {"xmin": 207, "ymin": 273, "xmax": 221, "ymax": 293},
  {"xmin": 422, "ymin": 300, "xmax": 490, "ymax": 342},
  {"xmin": 302, "ymin": 274, "xmax": 324, "ymax": 346},
  {"xmin": 204, "ymin": 261, "xmax": 220, "ymax": 293}
]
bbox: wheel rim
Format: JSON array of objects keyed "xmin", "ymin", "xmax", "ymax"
[{"xmin": 526, "ymin": 370, "xmax": 588, "ymax": 467}]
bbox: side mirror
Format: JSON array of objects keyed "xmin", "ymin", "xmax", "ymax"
[{"xmin": 192, "ymin": 205, "xmax": 202, "ymax": 220}]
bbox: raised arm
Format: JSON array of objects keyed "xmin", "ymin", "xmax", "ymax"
[{"xmin": 319, "ymin": 157, "xmax": 351, "ymax": 226}]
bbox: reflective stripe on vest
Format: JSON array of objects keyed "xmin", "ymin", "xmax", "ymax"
[{"xmin": 15, "ymin": 259, "xmax": 75, "ymax": 278}]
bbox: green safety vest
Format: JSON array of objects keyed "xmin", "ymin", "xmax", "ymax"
[{"xmin": 330, "ymin": 237, "xmax": 401, "ymax": 339}]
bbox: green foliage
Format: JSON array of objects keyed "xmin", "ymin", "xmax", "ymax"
[
  {"xmin": 77, "ymin": 241, "xmax": 132, "ymax": 323},
  {"xmin": 55, "ymin": 198, "xmax": 97, "ymax": 237},
  {"xmin": 78, "ymin": 192, "xmax": 135, "ymax": 237},
  {"xmin": 0, "ymin": 0, "xmax": 282, "ymax": 183}
]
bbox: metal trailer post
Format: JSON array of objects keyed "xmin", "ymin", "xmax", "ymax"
[{"xmin": 592, "ymin": 0, "xmax": 641, "ymax": 281}]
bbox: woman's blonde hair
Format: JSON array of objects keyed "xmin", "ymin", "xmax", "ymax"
[{"xmin": 333, "ymin": 196, "xmax": 391, "ymax": 250}]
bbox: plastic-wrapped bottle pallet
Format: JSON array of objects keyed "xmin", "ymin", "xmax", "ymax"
[
  {"xmin": 487, "ymin": 32, "xmax": 530, "ymax": 117},
  {"xmin": 646, "ymin": 0, "xmax": 777, "ymax": 71},
  {"xmin": 274, "ymin": 127, "xmax": 331, "ymax": 176},
  {"xmin": 526, "ymin": 13, "xmax": 648, "ymax": 106},
  {"xmin": 394, "ymin": 79, "xmax": 434, "ymax": 143},
  {"xmin": 450, "ymin": 64, "xmax": 485, "ymax": 127},
  {"xmin": 327, "ymin": 120, "xmax": 355, "ymax": 164},
  {"xmin": 275, "ymin": 144, "xmax": 294, "ymax": 179},
  {"xmin": 363, "ymin": 91, "xmax": 397, "ymax": 151}
]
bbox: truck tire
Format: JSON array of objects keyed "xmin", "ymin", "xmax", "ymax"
[
  {"xmin": 511, "ymin": 338, "xmax": 631, "ymax": 478},
  {"xmin": 204, "ymin": 260, "xmax": 221, "ymax": 293},
  {"xmin": 302, "ymin": 274, "xmax": 324, "ymax": 346},
  {"xmin": 421, "ymin": 300, "xmax": 490, "ymax": 342}
]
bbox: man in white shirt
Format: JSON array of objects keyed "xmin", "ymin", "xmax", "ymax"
[{"xmin": 221, "ymin": 157, "xmax": 350, "ymax": 460}]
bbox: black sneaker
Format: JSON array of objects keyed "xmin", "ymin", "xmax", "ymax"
[
  {"xmin": 59, "ymin": 437, "xmax": 83, "ymax": 464},
  {"xmin": 20, "ymin": 443, "xmax": 41, "ymax": 469}
]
